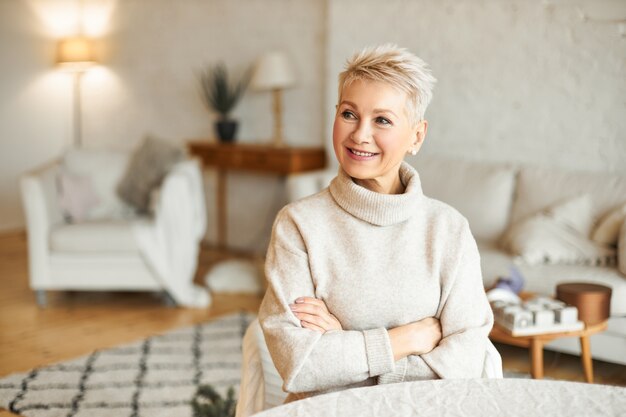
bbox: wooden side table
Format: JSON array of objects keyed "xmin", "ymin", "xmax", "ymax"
[
  {"xmin": 187, "ymin": 141, "xmax": 327, "ymax": 249},
  {"xmin": 490, "ymin": 319, "xmax": 608, "ymax": 383}
]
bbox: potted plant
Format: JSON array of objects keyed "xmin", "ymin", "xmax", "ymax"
[
  {"xmin": 200, "ymin": 63, "xmax": 250, "ymax": 142},
  {"xmin": 191, "ymin": 384, "xmax": 237, "ymax": 417}
]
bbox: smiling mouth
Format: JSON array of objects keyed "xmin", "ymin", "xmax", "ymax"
[{"xmin": 348, "ymin": 148, "xmax": 379, "ymax": 157}]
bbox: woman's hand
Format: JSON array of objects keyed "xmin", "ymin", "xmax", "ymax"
[
  {"xmin": 388, "ymin": 317, "xmax": 442, "ymax": 361},
  {"xmin": 289, "ymin": 297, "xmax": 343, "ymax": 333},
  {"xmin": 408, "ymin": 317, "xmax": 442, "ymax": 355}
]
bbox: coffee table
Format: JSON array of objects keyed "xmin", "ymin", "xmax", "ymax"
[{"xmin": 490, "ymin": 311, "xmax": 608, "ymax": 382}]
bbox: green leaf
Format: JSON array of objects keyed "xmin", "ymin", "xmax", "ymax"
[
  {"xmin": 191, "ymin": 384, "xmax": 238, "ymax": 417},
  {"xmin": 200, "ymin": 62, "xmax": 251, "ymax": 119}
]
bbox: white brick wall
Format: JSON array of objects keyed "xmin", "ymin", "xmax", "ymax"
[{"xmin": 326, "ymin": 0, "xmax": 626, "ymax": 172}]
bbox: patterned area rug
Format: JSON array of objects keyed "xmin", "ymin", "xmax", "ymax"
[{"xmin": 0, "ymin": 312, "xmax": 254, "ymax": 417}]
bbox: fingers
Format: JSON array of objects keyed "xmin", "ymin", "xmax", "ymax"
[
  {"xmin": 295, "ymin": 297, "xmax": 329, "ymax": 311},
  {"xmin": 290, "ymin": 303, "xmax": 332, "ymax": 329},
  {"xmin": 407, "ymin": 317, "xmax": 443, "ymax": 355},
  {"xmin": 301, "ymin": 320, "xmax": 326, "ymax": 333},
  {"xmin": 289, "ymin": 297, "xmax": 342, "ymax": 333},
  {"xmin": 290, "ymin": 301, "xmax": 326, "ymax": 316},
  {"xmin": 294, "ymin": 311, "xmax": 329, "ymax": 329}
]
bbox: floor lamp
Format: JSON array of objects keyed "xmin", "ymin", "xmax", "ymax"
[
  {"xmin": 251, "ymin": 51, "xmax": 296, "ymax": 147},
  {"xmin": 56, "ymin": 37, "xmax": 97, "ymax": 148}
]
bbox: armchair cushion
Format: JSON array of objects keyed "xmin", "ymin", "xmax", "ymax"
[
  {"xmin": 62, "ymin": 148, "xmax": 132, "ymax": 220},
  {"xmin": 58, "ymin": 171, "xmax": 100, "ymax": 222},
  {"xmin": 50, "ymin": 220, "xmax": 142, "ymax": 253},
  {"xmin": 117, "ymin": 136, "xmax": 185, "ymax": 213}
]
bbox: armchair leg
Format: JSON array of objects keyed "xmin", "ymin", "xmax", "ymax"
[
  {"xmin": 35, "ymin": 290, "xmax": 47, "ymax": 307},
  {"xmin": 161, "ymin": 291, "xmax": 177, "ymax": 308}
]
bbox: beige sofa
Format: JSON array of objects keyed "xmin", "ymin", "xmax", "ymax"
[{"xmin": 286, "ymin": 157, "xmax": 626, "ymax": 366}]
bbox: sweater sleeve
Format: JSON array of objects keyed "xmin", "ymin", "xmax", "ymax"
[
  {"xmin": 379, "ymin": 220, "xmax": 494, "ymax": 383},
  {"xmin": 258, "ymin": 209, "xmax": 396, "ymax": 394}
]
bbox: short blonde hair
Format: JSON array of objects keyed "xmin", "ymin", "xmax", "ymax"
[{"xmin": 337, "ymin": 44, "xmax": 437, "ymax": 125}]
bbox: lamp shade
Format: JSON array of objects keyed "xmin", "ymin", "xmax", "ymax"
[
  {"xmin": 56, "ymin": 37, "xmax": 96, "ymax": 71},
  {"xmin": 251, "ymin": 51, "xmax": 296, "ymax": 91}
]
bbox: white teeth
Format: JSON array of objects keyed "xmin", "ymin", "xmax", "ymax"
[{"xmin": 351, "ymin": 149, "xmax": 375, "ymax": 157}]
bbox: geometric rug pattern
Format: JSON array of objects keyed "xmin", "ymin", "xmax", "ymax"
[{"xmin": 0, "ymin": 312, "xmax": 255, "ymax": 417}]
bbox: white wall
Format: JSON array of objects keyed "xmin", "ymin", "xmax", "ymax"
[
  {"xmin": 0, "ymin": 0, "xmax": 326, "ymax": 251},
  {"xmin": 85, "ymin": 0, "xmax": 326, "ymax": 250},
  {"xmin": 0, "ymin": 0, "xmax": 72, "ymax": 231},
  {"xmin": 1, "ymin": 0, "xmax": 624, "ymax": 251},
  {"xmin": 326, "ymin": 0, "xmax": 626, "ymax": 172}
]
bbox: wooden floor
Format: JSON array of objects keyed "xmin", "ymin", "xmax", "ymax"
[{"xmin": 1, "ymin": 231, "xmax": 624, "ymax": 416}]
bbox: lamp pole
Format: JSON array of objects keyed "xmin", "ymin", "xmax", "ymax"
[
  {"xmin": 73, "ymin": 71, "xmax": 84, "ymax": 147},
  {"xmin": 56, "ymin": 36, "xmax": 96, "ymax": 148}
]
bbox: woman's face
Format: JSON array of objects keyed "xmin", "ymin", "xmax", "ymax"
[{"xmin": 332, "ymin": 79, "xmax": 427, "ymax": 193}]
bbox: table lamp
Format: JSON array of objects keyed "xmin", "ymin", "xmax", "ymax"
[
  {"xmin": 56, "ymin": 36, "xmax": 97, "ymax": 147},
  {"xmin": 251, "ymin": 51, "xmax": 296, "ymax": 147}
]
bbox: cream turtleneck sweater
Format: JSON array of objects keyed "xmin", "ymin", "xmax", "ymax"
[{"xmin": 258, "ymin": 162, "xmax": 494, "ymax": 403}]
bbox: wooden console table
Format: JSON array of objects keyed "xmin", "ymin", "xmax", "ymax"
[{"xmin": 187, "ymin": 141, "xmax": 327, "ymax": 249}]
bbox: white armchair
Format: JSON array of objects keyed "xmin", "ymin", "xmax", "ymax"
[{"xmin": 20, "ymin": 148, "xmax": 210, "ymax": 308}]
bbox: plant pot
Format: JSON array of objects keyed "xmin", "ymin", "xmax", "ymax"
[{"xmin": 215, "ymin": 120, "xmax": 238, "ymax": 143}]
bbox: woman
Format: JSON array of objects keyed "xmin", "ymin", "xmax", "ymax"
[{"xmin": 258, "ymin": 44, "xmax": 494, "ymax": 404}]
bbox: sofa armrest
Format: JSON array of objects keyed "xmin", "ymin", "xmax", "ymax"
[{"xmin": 20, "ymin": 161, "xmax": 63, "ymax": 288}]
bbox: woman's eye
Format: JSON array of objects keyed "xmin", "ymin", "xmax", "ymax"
[
  {"xmin": 341, "ymin": 111, "xmax": 356, "ymax": 120},
  {"xmin": 376, "ymin": 117, "xmax": 392, "ymax": 126}
]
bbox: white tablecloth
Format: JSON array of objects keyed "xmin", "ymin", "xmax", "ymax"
[{"xmin": 253, "ymin": 379, "xmax": 625, "ymax": 417}]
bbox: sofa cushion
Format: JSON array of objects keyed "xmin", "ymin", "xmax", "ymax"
[
  {"xmin": 62, "ymin": 148, "xmax": 133, "ymax": 220},
  {"xmin": 501, "ymin": 195, "xmax": 615, "ymax": 266},
  {"xmin": 413, "ymin": 157, "xmax": 516, "ymax": 244},
  {"xmin": 117, "ymin": 136, "xmax": 185, "ymax": 213},
  {"xmin": 545, "ymin": 194, "xmax": 594, "ymax": 237},
  {"xmin": 50, "ymin": 220, "xmax": 141, "ymax": 253},
  {"xmin": 511, "ymin": 166, "xmax": 626, "ymax": 230},
  {"xmin": 478, "ymin": 243, "xmax": 626, "ymax": 316}
]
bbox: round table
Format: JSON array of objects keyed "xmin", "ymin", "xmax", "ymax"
[{"xmin": 253, "ymin": 378, "xmax": 625, "ymax": 417}]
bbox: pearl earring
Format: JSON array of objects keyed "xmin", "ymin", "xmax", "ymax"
[{"xmin": 409, "ymin": 149, "xmax": 417, "ymax": 156}]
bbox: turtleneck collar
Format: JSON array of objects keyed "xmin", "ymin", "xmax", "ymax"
[{"xmin": 329, "ymin": 161, "xmax": 424, "ymax": 226}]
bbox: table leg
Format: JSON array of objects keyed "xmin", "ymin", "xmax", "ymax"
[
  {"xmin": 580, "ymin": 336, "xmax": 594, "ymax": 383},
  {"xmin": 530, "ymin": 339, "xmax": 544, "ymax": 379},
  {"xmin": 217, "ymin": 169, "xmax": 227, "ymax": 250}
]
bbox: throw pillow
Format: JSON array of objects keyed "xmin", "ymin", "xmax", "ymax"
[
  {"xmin": 546, "ymin": 194, "xmax": 594, "ymax": 237},
  {"xmin": 62, "ymin": 148, "xmax": 132, "ymax": 220},
  {"xmin": 619, "ymin": 221, "xmax": 626, "ymax": 276},
  {"xmin": 592, "ymin": 202, "xmax": 626, "ymax": 246},
  {"xmin": 57, "ymin": 170, "xmax": 100, "ymax": 222},
  {"xmin": 117, "ymin": 136, "xmax": 185, "ymax": 213},
  {"xmin": 501, "ymin": 195, "xmax": 616, "ymax": 266}
]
